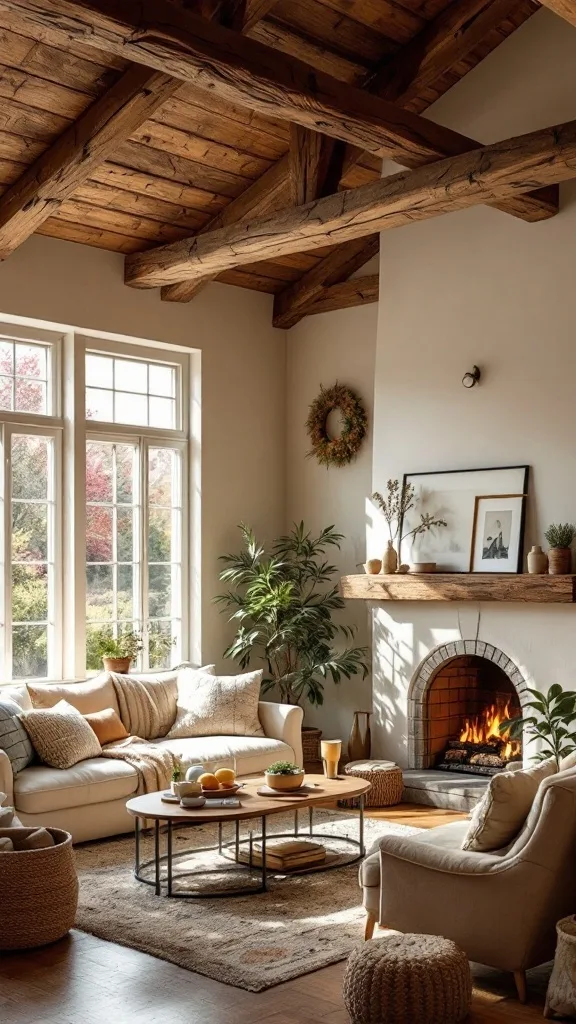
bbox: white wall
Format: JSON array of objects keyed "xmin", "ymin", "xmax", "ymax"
[
  {"xmin": 286, "ymin": 302, "xmax": 377, "ymax": 740},
  {"xmin": 0, "ymin": 234, "xmax": 286, "ymax": 669},
  {"xmin": 371, "ymin": 9, "xmax": 576, "ymax": 762}
]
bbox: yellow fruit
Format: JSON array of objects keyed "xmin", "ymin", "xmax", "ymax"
[
  {"xmin": 215, "ymin": 768, "xmax": 236, "ymax": 786},
  {"xmin": 198, "ymin": 772, "xmax": 219, "ymax": 791}
]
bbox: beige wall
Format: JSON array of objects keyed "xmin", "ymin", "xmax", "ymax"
[
  {"xmin": 0, "ymin": 234, "xmax": 286, "ymax": 668},
  {"xmin": 286, "ymin": 303, "xmax": 377, "ymax": 740}
]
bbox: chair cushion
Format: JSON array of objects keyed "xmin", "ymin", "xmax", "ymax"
[
  {"xmin": 360, "ymin": 821, "xmax": 479, "ymax": 889},
  {"xmin": 14, "ymin": 757, "xmax": 138, "ymax": 814},
  {"xmin": 167, "ymin": 668, "xmax": 264, "ymax": 739},
  {"xmin": 461, "ymin": 757, "xmax": 557, "ymax": 852},
  {"xmin": 154, "ymin": 735, "xmax": 293, "ymax": 775},
  {"xmin": 27, "ymin": 675, "xmax": 120, "ymax": 717}
]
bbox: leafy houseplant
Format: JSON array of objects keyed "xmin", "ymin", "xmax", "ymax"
[
  {"xmin": 265, "ymin": 760, "xmax": 305, "ymax": 791},
  {"xmin": 372, "ymin": 480, "xmax": 447, "ymax": 569},
  {"xmin": 499, "ymin": 684, "xmax": 576, "ymax": 767},
  {"xmin": 545, "ymin": 523, "xmax": 576, "ymax": 575},
  {"xmin": 216, "ymin": 522, "xmax": 370, "ymax": 707},
  {"xmin": 88, "ymin": 626, "xmax": 175, "ymax": 674}
]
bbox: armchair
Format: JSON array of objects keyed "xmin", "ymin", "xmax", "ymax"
[{"xmin": 360, "ymin": 767, "xmax": 576, "ymax": 1002}]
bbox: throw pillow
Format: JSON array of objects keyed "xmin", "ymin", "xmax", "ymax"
[
  {"xmin": 84, "ymin": 708, "xmax": 129, "ymax": 746},
  {"xmin": 0, "ymin": 795, "xmax": 22, "ymax": 828},
  {"xmin": 0, "ymin": 836, "xmax": 13, "ymax": 850},
  {"xmin": 0, "ymin": 696, "xmax": 34, "ymax": 773},
  {"xmin": 0, "ymin": 827, "xmax": 55, "ymax": 850},
  {"xmin": 461, "ymin": 757, "xmax": 557, "ymax": 852},
  {"xmin": 167, "ymin": 667, "xmax": 264, "ymax": 739},
  {"xmin": 27, "ymin": 675, "xmax": 120, "ymax": 717},
  {"xmin": 20, "ymin": 700, "xmax": 102, "ymax": 770},
  {"xmin": 560, "ymin": 750, "xmax": 576, "ymax": 772}
]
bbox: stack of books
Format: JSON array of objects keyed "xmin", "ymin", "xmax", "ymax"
[{"xmin": 237, "ymin": 838, "xmax": 326, "ymax": 871}]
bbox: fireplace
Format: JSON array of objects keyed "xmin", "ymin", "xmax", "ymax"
[{"xmin": 407, "ymin": 640, "xmax": 528, "ymax": 774}]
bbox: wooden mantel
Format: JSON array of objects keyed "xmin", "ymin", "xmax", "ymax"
[{"xmin": 340, "ymin": 573, "xmax": 576, "ymax": 604}]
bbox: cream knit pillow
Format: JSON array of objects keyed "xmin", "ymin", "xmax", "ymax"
[
  {"xmin": 20, "ymin": 700, "xmax": 102, "ymax": 770},
  {"xmin": 461, "ymin": 757, "xmax": 557, "ymax": 852},
  {"xmin": 167, "ymin": 667, "xmax": 264, "ymax": 739}
]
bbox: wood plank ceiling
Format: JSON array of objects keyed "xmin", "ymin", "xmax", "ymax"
[{"xmin": 0, "ymin": 0, "xmax": 547, "ymax": 322}]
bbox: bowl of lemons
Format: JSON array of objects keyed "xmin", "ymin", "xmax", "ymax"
[{"xmin": 198, "ymin": 767, "xmax": 241, "ymax": 795}]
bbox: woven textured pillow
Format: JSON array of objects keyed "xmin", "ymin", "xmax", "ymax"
[
  {"xmin": 167, "ymin": 667, "xmax": 264, "ymax": 739},
  {"xmin": 84, "ymin": 708, "xmax": 129, "ymax": 745},
  {"xmin": 20, "ymin": 700, "xmax": 102, "ymax": 770},
  {"xmin": 27, "ymin": 676, "xmax": 120, "ymax": 717},
  {"xmin": 0, "ymin": 696, "xmax": 33, "ymax": 773},
  {"xmin": 461, "ymin": 757, "xmax": 557, "ymax": 852}
]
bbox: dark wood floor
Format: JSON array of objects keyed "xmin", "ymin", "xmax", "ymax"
[{"xmin": 0, "ymin": 805, "xmax": 551, "ymax": 1024}]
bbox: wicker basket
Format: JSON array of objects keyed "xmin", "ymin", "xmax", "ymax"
[
  {"xmin": 343, "ymin": 760, "xmax": 404, "ymax": 808},
  {"xmin": 301, "ymin": 726, "xmax": 322, "ymax": 763},
  {"xmin": 0, "ymin": 828, "xmax": 78, "ymax": 950}
]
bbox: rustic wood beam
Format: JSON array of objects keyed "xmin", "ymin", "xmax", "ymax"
[
  {"xmin": 0, "ymin": 64, "xmax": 180, "ymax": 259},
  {"xmin": 221, "ymin": 0, "xmax": 279, "ymax": 32},
  {"xmin": 124, "ymin": 119, "xmax": 576, "ymax": 289},
  {"xmin": 0, "ymin": 0, "xmax": 499, "ymax": 168},
  {"xmin": 370, "ymin": 0, "xmax": 521, "ymax": 106},
  {"xmin": 537, "ymin": 0, "xmax": 576, "ymax": 27},
  {"xmin": 161, "ymin": 153, "xmax": 290, "ymax": 303},
  {"xmin": 304, "ymin": 275, "xmax": 379, "ymax": 316},
  {"xmin": 273, "ymin": 236, "xmax": 379, "ymax": 329}
]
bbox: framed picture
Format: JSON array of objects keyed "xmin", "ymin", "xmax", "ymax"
[
  {"xmin": 400, "ymin": 465, "xmax": 529, "ymax": 573},
  {"xmin": 470, "ymin": 495, "xmax": 526, "ymax": 572}
]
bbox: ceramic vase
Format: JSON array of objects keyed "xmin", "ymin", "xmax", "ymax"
[
  {"xmin": 381, "ymin": 540, "xmax": 398, "ymax": 575},
  {"xmin": 348, "ymin": 711, "xmax": 372, "ymax": 761},
  {"xmin": 527, "ymin": 545, "xmax": 548, "ymax": 574},
  {"xmin": 548, "ymin": 548, "xmax": 572, "ymax": 575},
  {"xmin": 364, "ymin": 559, "xmax": 382, "ymax": 574}
]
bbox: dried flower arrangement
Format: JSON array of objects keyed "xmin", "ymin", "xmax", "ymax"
[{"xmin": 306, "ymin": 383, "xmax": 367, "ymax": 468}]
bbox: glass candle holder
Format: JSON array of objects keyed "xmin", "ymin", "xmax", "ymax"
[{"xmin": 321, "ymin": 739, "xmax": 342, "ymax": 780}]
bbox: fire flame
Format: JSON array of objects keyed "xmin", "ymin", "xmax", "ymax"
[{"xmin": 459, "ymin": 699, "xmax": 521, "ymax": 761}]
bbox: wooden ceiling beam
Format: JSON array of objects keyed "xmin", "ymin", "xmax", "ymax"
[
  {"xmin": 370, "ymin": 0, "xmax": 522, "ymax": 106},
  {"xmin": 124, "ymin": 118, "xmax": 576, "ymax": 289},
  {"xmin": 304, "ymin": 275, "xmax": 379, "ymax": 317},
  {"xmin": 0, "ymin": 64, "xmax": 180, "ymax": 259},
  {"xmin": 537, "ymin": 0, "xmax": 576, "ymax": 27},
  {"xmin": 220, "ymin": 0, "xmax": 280, "ymax": 33}
]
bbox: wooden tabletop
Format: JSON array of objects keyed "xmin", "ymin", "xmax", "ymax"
[{"xmin": 126, "ymin": 774, "xmax": 371, "ymax": 823}]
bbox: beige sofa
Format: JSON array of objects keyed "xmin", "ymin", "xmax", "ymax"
[
  {"xmin": 0, "ymin": 683, "xmax": 303, "ymax": 843},
  {"xmin": 360, "ymin": 767, "xmax": 576, "ymax": 1001}
]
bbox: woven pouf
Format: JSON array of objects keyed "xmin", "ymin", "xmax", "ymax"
[
  {"xmin": 344, "ymin": 760, "xmax": 403, "ymax": 808},
  {"xmin": 0, "ymin": 828, "xmax": 78, "ymax": 950},
  {"xmin": 343, "ymin": 933, "xmax": 472, "ymax": 1024}
]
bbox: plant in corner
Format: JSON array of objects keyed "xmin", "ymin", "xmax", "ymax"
[
  {"xmin": 544, "ymin": 523, "xmax": 576, "ymax": 575},
  {"xmin": 215, "ymin": 522, "xmax": 370, "ymax": 707},
  {"xmin": 499, "ymin": 684, "xmax": 576, "ymax": 767}
]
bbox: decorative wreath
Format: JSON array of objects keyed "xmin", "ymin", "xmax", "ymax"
[{"xmin": 306, "ymin": 383, "xmax": 367, "ymax": 468}]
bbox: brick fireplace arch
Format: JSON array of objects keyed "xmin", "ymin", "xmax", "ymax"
[{"xmin": 407, "ymin": 640, "xmax": 529, "ymax": 769}]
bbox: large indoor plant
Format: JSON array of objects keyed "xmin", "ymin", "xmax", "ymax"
[
  {"xmin": 499, "ymin": 684, "xmax": 576, "ymax": 766},
  {"xmin": 216, "ymin": 523, "xmax": 369, "ymax": 724}
]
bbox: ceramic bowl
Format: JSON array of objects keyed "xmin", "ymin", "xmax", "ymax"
[
  {"xmin": 409, "ymin": 562, "xmax": 437, "ymax": 574},
  {"xmin": 174, "ymin": 781, "xmax": 202, "ymax": 799},
  {"xmin": 180, "ymin": 795, "xmax": 207, "ymax": 809},
  {"xmin": 264, "ymin": 770, "xmax": 305, "ymax": 791}
]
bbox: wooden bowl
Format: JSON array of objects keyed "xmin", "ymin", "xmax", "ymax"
[
  {"xmin": 409, "ymin": 562, "xmax": 437, "ymax": 574},
  {"xmin": 264, "ymin": 770, "xmax": 305, "ymax": 791}
]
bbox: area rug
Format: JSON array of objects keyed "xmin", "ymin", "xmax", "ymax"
[{"xmin": 74, "ymin": 810, "xmax": 420, "ymax": 992}]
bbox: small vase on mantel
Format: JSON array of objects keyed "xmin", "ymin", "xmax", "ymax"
[
  {"xmin": 381, "ymin": 540, "xmax": 398, "ymax": 575},
  {"xmin": 548, "ymin": 547, "xmax": 572, "ymax": 575},
  {"xmin": 527, "ymin": 545, "xmax": 548, "ymax": 574}
]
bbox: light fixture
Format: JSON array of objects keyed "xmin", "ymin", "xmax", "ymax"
[{"xmin": 462, "ymin": 365, "xmax": 481, "ymax": 389}]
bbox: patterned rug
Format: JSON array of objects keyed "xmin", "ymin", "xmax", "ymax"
[{"xmin": 74, "ymin": 810, "xmax": 420, "ymax": 992}]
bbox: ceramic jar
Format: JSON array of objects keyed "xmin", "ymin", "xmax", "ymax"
[
  {"xmin": 527, "ymin": 545, "xmax": 548, "ymax": 574},
  {"xmin": 364, "ymin": 559, "xmax": 382, "ymax": 574},
  {"xmin": 381, "ymin": 540, "xmax": 398, "ymax": 575},
  {"xmin": 549, "ymin": 548, "xmax": 572, "ymax": 575}
]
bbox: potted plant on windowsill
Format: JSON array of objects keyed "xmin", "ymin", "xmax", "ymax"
[
  {"xmin": 215, "ymin": 522, "xmax": 370, "ymax": 759},
  {"xmin": 91, "ymin": 627, "xmax": 144, "ymax": 674}
]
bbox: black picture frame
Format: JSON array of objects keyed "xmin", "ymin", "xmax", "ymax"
[{"xmin": 399, "ymin": 465, "xmax": 530, "ymax": 574}]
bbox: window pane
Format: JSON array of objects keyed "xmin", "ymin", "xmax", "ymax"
[
  {"xmin": 148, "ymin": 564, "xmax": 173, "ymax": 618},
  {"xmin": 117, "ymin": 508, "xmax": 134, "ymax": 562},
  {"xmin": 15, "ymin": 378, "xmax": 46, "ymax": 414},
  {"xmin": 115, "ymin": 391, "xmax": 147, "ymax": 426},
  {"xmin": 0, "ymin": 341, "xmax": 13, "ymax": 373},
  {"xmin": 148, "ymin": 620, "xmax": 176, "ymax": 670},
  {"xmin": 148, "ymin": 508, "xmax": 172, "ymax": 561},
  {"xmin": 150, "ymin": 365, "xmax": 175, "ymax": 398},
  {"xmin": 149, "ymin": 448, "xmax": 176, "ymax": 506},
  {"xmin": 116, "ymin": 444, "xmax": 134, "ymax": 503},
  {"xmin": 86, "ymin": 386, "xmax": 113, "ymax": 422},
  {"xmin": 15, "ymin": 344, "xmax": 46, "ymax": 380},
  {"xmin": 149, "ymin": 396, "xmax": 175, "ymax": 429},
  {"xmin": 117, "ymin": 564, "xmax": 134, "ymax": 618},
  {"xmin": 12, "ymin": 625, "xmax": 47, "ymax": 679},
  {"xmin": 86, "ymin": 441, "xmax": 113, "ymax": 503},
  {"xmin": 86, "ymin": 506, "xmax": 113, "ymax": 563},
  {"xmin": 12, "ymin": 504, "xmax": 48, "ymax": 561},
  {"xmin": 86, "ymin": 354, "xmax": 113, "ymax": 388},
  {"xmin": 115, "ymin": 358, "xmax": 148, "ymax": 394},
  {"xmin": 0, "ymin": 375, "xmax": 13, "ymax": 410},
  {"xmin": 12, "ymin": 435, "xmax": 48, "ymax": 499},
  {"xmin": 12, "ymin": 565, "xmax": 48, "ymax": 620},
  {"xmin": 86, "ymin": 564, "xmax": 114, "ymax": 620}
]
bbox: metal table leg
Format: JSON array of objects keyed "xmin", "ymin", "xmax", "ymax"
[
  {"xmin": 235, "ymin": 819, "xmax": 240, "ymax": 862},
  {"xmin": 309, "ymin": 805, "xmax": 314, "ymax": 837},
  {"xmin": 134, "ymin": 816, "xmax": 140, "ymax": 877},
  {"xmin": 167, "ymin": 819, "xmax": 173, "ymax": 896},
  {"xmin": 261, "ymin": 815, "xmax": 267, "ymax": 892},
  {"xmin": 218, "ymin": 820, "xmax": 223, "ymax": 854},
  {"xmin": 154, "ymin": 819, "xmax": 161, "ymax": 896},
  {"xmin": 294, "ymin": 809, "xmax": 299, "ymax": 836},
  {"xmin": 359, "ymin": 793, "xmax": 365, "ymax": 856}
]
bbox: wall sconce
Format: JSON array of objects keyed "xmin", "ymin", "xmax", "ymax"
[{"xmin": 462, "ymin": 365, "xmax": 481, "ymax": 389}]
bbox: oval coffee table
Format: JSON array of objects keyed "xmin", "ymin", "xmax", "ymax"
[{"xmin": 127, "ymin": 773, "xmax": 371, "ymax": 899}]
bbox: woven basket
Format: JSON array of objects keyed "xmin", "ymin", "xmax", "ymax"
[
  {"xmin": 343, "ymin": 760, "xmax": 404, "ymax": 808},
  {"xmin": 301, "ymin": 726, "xmax": 322, "ymax": 763},
  {"xmin": 343, "ymin": 933, "xmax": 471, "ymax": 1024},
  {"xmin": 0, "ymin": 828, "xmax": 78, "ymax": 950}
]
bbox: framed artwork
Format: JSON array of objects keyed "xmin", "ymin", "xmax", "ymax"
[
  {"xmin": 470, "ymin": 495, "xmax": 526, "ymax": 572},
  {"xmin": 400, "ymin": 465, "xmax": 529, "ymax": 573}
]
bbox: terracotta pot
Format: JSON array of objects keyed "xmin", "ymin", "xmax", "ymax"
[
  {"xmin": 103, "ymin": 656, "xmax": 132, "ymax": 673},
  {"xmin": 548, "ymin": 548, "xmax": 572, "ymax": 575},
  {"xmin": 265, "ymin": 770, "xmax": 305, "ymax": 791},
  {"xmin": 527, "ymin": 545, "xmax": 548, "ymax": 574}
]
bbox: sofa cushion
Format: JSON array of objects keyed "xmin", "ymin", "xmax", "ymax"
[
  {"xmin": 154, "ymin": 735, "xmax": 293, "ymax": 776},
  {"xmin": 0, "ymin": 686, "xmax": 32, "ymax": 711},
  {"xmin": 167, "ymin": 668, "xmax": 264, "ymax": 739},
  {"xmin": 14, "ymin": 757, "xmax": 138, "ymax": 814},
  {"xmin": 0, "ymin": 696, "xmax": 34, "ymax": 773},
  {"xmin": 21, "ymin": 701, "xmax": 103, "ymax": 770},
  {"xmin": 27, "ymin": 675, "xmax": 120, "ymax": 717},
  {"xmin": 85, "ymin": 708, "xmax": 129, "ymax": 745},
  {"xmin": 461, "ymin": 757, "xmax": 557, "ymax": 852}
]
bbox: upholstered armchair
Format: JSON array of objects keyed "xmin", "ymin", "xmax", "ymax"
[{"xmin": 360, "ymin": 768, "xmax": 576, "ymax": 1002}]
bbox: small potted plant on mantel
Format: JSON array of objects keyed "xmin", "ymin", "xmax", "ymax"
[{"xmin": 545, "ymin": 523, "xmax": 576, "ymax": 575}]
